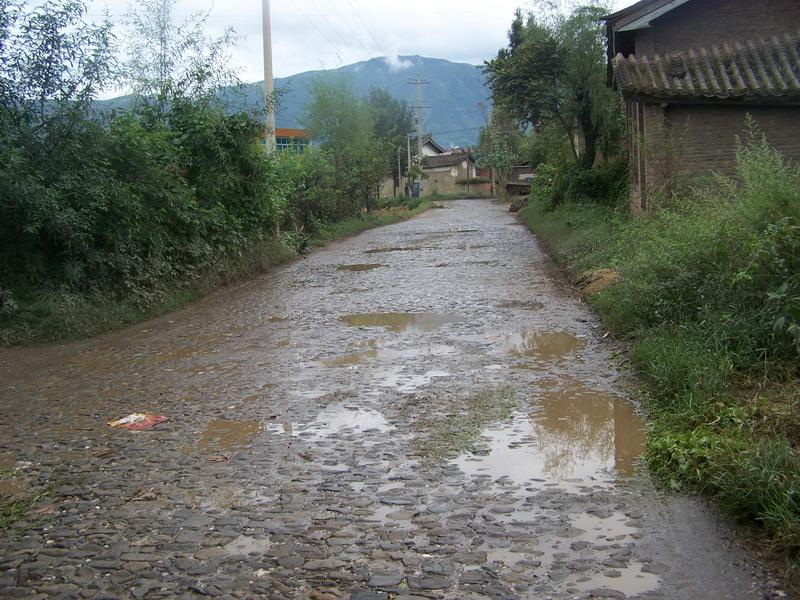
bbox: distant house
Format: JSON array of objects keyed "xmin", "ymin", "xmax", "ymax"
[
  {"xmin": 421, "ymin": 148, "xmax": 478, "ymax": 196},
  {"xmin": 259, "ymin": 128, "xmax": 311, "ymax": 154},
  {"xmin": 603, "ymin": 0, "xmax": 800, "ymax": 211},
  {"xmin": 420, "ymin": 135, "xmax": 448, "ymax": 157}
]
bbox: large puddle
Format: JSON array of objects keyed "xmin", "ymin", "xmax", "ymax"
[
  {"xmin": 454, "ymin": 380, "xmax": 646, "ymax": 484},
  {"xmin": 340, "ymin": 313, "xmax": 463, "ymax": 333},
  {"xmin": 196, "ymin": 420, "xmax": 264, "ymax": 451},
  {"xmin": 364, "ymin": 246, "xmax": 421, "ymax": 254},
  {"xmin": 504, "ymin": 330, "xmax": 585, "ymax": 360},
  {"xmin": 295, "ymin": 405, "xmax": 393, "ymax": 439},
  {"xmin": 336, "ymin": 264, "xmax": 385, "ymax": 272}
]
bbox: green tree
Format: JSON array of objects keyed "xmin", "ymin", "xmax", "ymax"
[
  {"xmin": 485, "ymin": 2, "xmax": 619, "ymax": 169},
  {"xmin": 0, "ymin": 0, "xmax": 114, "ymax": 128},
  {"xmin": 366, "ymin": 87, "xmax": 414, "ymax": 189},
  {"xmin": 305, "ymin": 79, "xmax": 384, "ymax": 215},
  {"xmin": 122, "ymin": 0, "xmax": 237, "ymax": 121}
]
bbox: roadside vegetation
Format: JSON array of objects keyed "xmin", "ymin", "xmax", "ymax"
[
  {"xmin": 486, "ymin": 0, "xmax": 800, "ymax": 565},
  {"xmin": 0, "ymin": 0, "xmax": 419, "ymax": 345}
]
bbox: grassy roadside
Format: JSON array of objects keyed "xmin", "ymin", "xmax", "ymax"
[
  {"xmin": 0, "ymin": 201, "xmax": 433, "ymax": 346},
  {"xmin": 518, "ymin": 136, "xmax": 800, "ymax": 566}
]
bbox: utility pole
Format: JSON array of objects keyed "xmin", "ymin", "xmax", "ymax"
[
  {"xmin": 262, "ymin": 0, "xmax": 276, "ymax": 153},
  {"xmin": 479, "ymin": 100, "xmax": 494, "ymax": 198},
  {"xmin": 396, "ymin": 146, "xmax": 401, "ymax": 197},
  {"xmin": 407, "ymin": 74, "xmax": 430, "ymax": 164}
]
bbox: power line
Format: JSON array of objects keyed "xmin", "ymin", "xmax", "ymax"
[
  {"xmin": 294, "ymin": 2, "xmax": 343, "ymax": 67},
  {"xmin": 307, "ymin": 0, "xmax": 361, "ymax": 64},
  {"xmin": 343, "ymin": 0, "xmax": 386, "ymax": 57},
  {"xmin": 324, "ymin": 0, "xmax": 374, "ymax": 61}
]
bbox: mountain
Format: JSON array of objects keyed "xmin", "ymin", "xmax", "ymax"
[
  {"xmin": 272, "ymin": 55, "xmax": 491, "ymax": 148},
  {"xmin": 100, "ymin": 56, "xmax": 492, "ymax": 148}
]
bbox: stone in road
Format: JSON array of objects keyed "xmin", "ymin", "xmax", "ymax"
[{"xmin": 0, "ymin": 200, "xmax": 784, "ymax": 599}]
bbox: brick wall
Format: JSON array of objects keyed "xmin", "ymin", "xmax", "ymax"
[
  {"xmin": 662, "ymin": 104, "xmax": 800, "ymax": 175},
  {"xmin": 634, "ymin": 0, "xmax": 800, "ymax": 56}
]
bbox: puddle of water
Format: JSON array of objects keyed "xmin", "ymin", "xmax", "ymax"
[
  {"xmin": 504, "ymin": 330, "xmax": 585, "ymax": 360},
  {"xmin": 340, "ymin": 313, "xmax": 463, "ymax": 333},
  {"xmin": 378, "ymin": 367, "xmax": 451, "ymax": 394},
  {"xmin": 337, "ymin": 264, "xmax": 385, "ymax": 272},
  {"xmin": 454, "ymin": 381, "xmax": 645, "ymax": 484},
  {"xmin": 364, "ymin": 247, "xmax": 420, "ymax": 254},
  {"xmin": 295, "ymin": 405, "xmax": 393, "ymax": 438},
  {"xmin": 322, "ymin": 350, "xmax": 379, "ymax": 367},
  {"xmin": 567, "ymin": 562, "xmax": 660, "ymax": 597},
  {"xmin": 196, "ymin": 420, "xmax": 264, "ymax": 451},
  {"xmin": 0, "ymin": 479, "xmax": 27, "ymax": 497}
]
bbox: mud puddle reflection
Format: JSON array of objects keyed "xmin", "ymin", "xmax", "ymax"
[
  {"xmin": 336, "ymin": 264, "xmax": 384, "ymax": 272},
  {"xmin": 295, "ymin": 405, "xmax": 393, "ymax": 439},
  {"xmin": 196, "ymin": 420, "xmax": 264, "ymax": 451},
  {"xmin": 504, "ymin": 330, "xmax": 585, "ymax": 360},
  {"xmin": 454, "ymin": 380, "xmax": 645, "ymax": 485},
  {"xmin": 340, "ymin": 312, "xmax": 463, "ymax": 333}
]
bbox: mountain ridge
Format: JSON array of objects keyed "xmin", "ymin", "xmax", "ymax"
[{"xmin": 100, "ymin": 55, "xmax": 492, "ymax": 148}]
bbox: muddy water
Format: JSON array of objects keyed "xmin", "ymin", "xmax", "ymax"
[{"xmin": 0, "ymin": 200, "xmax": 782, "ymax": 599}]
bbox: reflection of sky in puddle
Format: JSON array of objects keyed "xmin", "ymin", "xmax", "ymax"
[
  {"xmin": 454, "ymin": 381, "xmax": 645, "ymax": 484},
  {"xmin": 378, "ymin": 366, "xmax": 451, "ymax": 393},
  {"xmin": 196, "ymin": 420, "xmax": 264, "ymax": 451},
  {"xmin": 504, "ymin": 330, "xmax": 585, "ymax": 360},
  {"xmin": 339, "ymin": 312, "xmax": 463, "ymax": 333},
  {"xmin": 295, "ymin": 405, "xmax": 393, "ymax": 438},
  {"xmin": 321, "ymin": 344, "xmax": 455, "ymax": 368}
]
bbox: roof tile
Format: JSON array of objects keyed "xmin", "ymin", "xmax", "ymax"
[{"xmin": 613, "ymin": 32, "xmax": 800, "ymax": 98}]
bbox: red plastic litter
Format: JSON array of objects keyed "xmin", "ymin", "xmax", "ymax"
[{"xmin": 108, "ymin": 413, "xmax": 168, "ymax": 431}]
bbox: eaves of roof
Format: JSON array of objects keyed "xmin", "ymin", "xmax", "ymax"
[{"xmin": 612, "ymin": 32, "xmax": 800, "ymax": 100}]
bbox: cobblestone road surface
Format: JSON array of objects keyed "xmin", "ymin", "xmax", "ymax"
[{"xmin": 0, "ymin": 200, "xmax": 785, "ymax": 599}]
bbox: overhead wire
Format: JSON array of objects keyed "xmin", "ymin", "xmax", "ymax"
[
  {"xmin": 343, "ymin": 0, "xmax": 387, "ymax": 57},
  {"xmin": 324, "ymin": 0, "xmax": 375, "ymax": 61},
  {"xmin": 306, "ymin": 0, "xmax": 362, "ymax": 64},
  {"xmin": 293, "ymin": 1, "xmax": 344, "ymax": 67}
]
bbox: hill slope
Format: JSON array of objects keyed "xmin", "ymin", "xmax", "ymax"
[{"xmin": 101, "ymin": 56, "xmax": 491, "ymax": 148}]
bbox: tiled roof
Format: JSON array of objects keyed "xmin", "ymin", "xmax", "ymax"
[
  {"xmin": 422, "ymin": 150, "xmax": 473, "ymax": 169},
  {"xmin": 613, "ymin": 32, "xmax": 800, "ymax": 99}
]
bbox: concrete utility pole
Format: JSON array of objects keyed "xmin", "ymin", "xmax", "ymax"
[
  {"xmin": 262, "ymin": 0, "xmax": 276, "ymax": 153},
  {"xmin": 407, "ymin": 74, "xmax": 430, "ymax": 163},
  {"xmin": 396, "ymin": 146, "xmax": 401, "ymax": 197}
]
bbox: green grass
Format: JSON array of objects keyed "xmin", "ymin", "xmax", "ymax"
[
  {"xmin": 408, "ymin": 387, "xmax": 516, "ymax": 460},
  {"xmin": 0, "ymin": 203, "xmax": 433, "ymax": 346},
  {"xmin": 518, "ymin": 133, "xmax": 800, "ymax": 558}
]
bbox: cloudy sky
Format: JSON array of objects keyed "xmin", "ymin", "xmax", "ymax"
[{"xmin": 88, "ymin": 0, "xmax": 635, "ymax": 87}]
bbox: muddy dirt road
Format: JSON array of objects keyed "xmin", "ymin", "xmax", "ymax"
[{"xmin": 0, "ymin": 200, "xmax": 785, "ymax": 599}]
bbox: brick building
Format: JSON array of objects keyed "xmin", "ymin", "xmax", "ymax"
[{"xmin": 603, "ymin": 0, "xmax": 800, "ymax": 211}]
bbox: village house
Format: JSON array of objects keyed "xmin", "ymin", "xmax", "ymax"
[
  {"xmin": 421, "ymin": 148, "xmax": 479, "ymax": 196},
  {"xmin": 603, "ymin": 0, "xmax": 800, "ymax": 211}
]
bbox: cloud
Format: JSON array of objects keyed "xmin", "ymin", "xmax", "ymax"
[{"xmin": 383, "ymin": 54, "xmax": 415, "ymax": 72}]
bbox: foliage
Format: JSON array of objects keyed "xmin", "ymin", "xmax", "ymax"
[
  {"xmin": 303, "ymin": 78, "xmax": 385, "ymax": 217},
  {"xmin": 122, "ymin": 0, "xmax": 239, "ymax": 122},
  {"xmin": 366, "ymin": 86, "xmax": 414, "ymax": 184},
  {"xmin": 485, "ymin": 2, "xmax": 621, "ymax": 169},
  {"xmin": 518, "ymin": 132, "xmax": 800, "ymax": 549},
  {"xmin": 0, "ymin": 0, "xmax": 430, "ymax": 344}
]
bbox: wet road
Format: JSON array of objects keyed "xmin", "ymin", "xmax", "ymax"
[{"xmin": 0, "ymin": 200, "xmax": 783, "ymax": 599}]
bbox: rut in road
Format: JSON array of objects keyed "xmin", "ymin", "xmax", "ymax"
[{"xmin": 0, "ymin": 200, "xmax": 782, "ymax": 599}]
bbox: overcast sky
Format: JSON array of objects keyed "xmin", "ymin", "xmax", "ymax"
[{"xmin": 88, "ymin": 0, "xmax": 635, "ymax": 88}]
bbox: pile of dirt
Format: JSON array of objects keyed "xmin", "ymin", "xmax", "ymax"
[{"xmin": 576, "ymin": 268, "xmax": 620, "ymax": 296}]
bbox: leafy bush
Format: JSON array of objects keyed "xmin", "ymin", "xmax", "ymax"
[{"xmin": 520, "ymin": 129, "xmax": 800, "ymax": 549}]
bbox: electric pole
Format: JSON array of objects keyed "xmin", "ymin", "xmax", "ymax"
[
  {"xmin": 262, "ymin": 0, "xmax": 276, "ymax": 153},
  {"xmin": 407, "ymin": 74, "xmax": 430, "ymax": 164}
]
